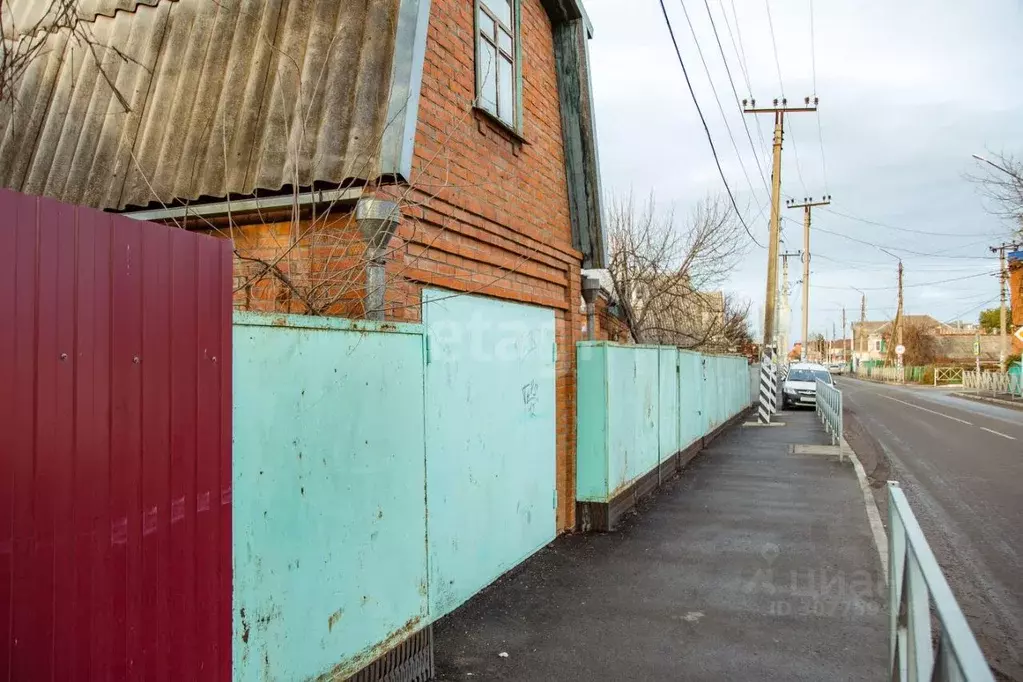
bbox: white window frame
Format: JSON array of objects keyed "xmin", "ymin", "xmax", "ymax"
[{"xmin": 474, "ymin": 0, "xmax": 520, "ymax": 131}]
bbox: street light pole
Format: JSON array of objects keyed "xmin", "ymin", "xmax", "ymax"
[{"xmin": 972, "ymin": 153, "xmax": 1023, "ymax": 182}]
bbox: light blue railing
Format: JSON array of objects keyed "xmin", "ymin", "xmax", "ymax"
[
  {"xmin": 888, "ymin": 482, "xmax": 994, "ymax": 681},
  {"xmin": 815, "ymin": 378, "xmax": 842, "ymax": 446}
]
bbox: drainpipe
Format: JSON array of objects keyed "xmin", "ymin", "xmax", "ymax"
[
  {"xmin": 581, "ymin": 275, "xmax": 600, "ymax": 341},
  {"xmin": 355, "ymin": 197, "xmax": 401, "ymax": 321}
]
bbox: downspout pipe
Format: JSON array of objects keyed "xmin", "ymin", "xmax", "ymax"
[
  {"xmin": 355, "ymin": 198, "xmax": 401, "ymax": 321},
  {"xmin": 581, "ymin": 275, "xmax": 600, "ymax": 341}
]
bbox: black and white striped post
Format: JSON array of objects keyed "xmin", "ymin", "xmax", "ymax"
[{"xmin": 758, "ymin": 348, "xmax": 778, "ymax": 423}]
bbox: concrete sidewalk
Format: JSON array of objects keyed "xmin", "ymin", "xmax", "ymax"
[{"xmin": 433, "ymin": 410, "xmax": 887, "ymax": 681}]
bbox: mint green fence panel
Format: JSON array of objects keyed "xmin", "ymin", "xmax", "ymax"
[
  {"xmin": 576, "ymin": 343, "xmax": 610, "ymax": 501},
  {"xmin": 574, "ymin": 342, "xmax": 660, "ymax": 502},
  {"xmin": 702, "ymin": 355, "xmax": 721, "ymax": 432},
  {"xmin": 678, "ymin": 351, "xmax": 704, "ymax": 449},
  {"xmin": 658, "ymin": 347, "xmax": 680, "ymax": 463},
  {"xmin": 233, "ymin": 313, "xmax": 429, "ymax": 681},
  {"xmin": 422, "ymin": 290, "xmax": 556, "ymax": 619},
  {"xmin": 607, "ymin": 344, "xmax": 660, "ymax": 488}
]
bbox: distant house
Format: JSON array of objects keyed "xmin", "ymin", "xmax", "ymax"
[{"xmin": 852, "ymin": 315, "xmax": 1004, "ymax": 364}]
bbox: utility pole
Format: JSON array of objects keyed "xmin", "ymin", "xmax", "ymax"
[
  {"xmin": 885, "ymin": 261, "xmax": 905, "ymax": 368},
  {"xmin": 991, "ymin": 241, "xmax": 1021, "ymax": 372},
  {"xmin": 842, "ymin": 307, "xmax": 847, "ymax": 366},
  {"xmin": 743, "ymin": 97, "xmax": 818, "ymax": 355},
  {"xmin": 779, "ymin": 251, "xmax": 800, "ymax": 361},
  {"xmin": 785, "ymin": 195, "xmax": 832, "ymax": 360}
]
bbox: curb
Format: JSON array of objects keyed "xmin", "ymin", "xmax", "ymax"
[
  {"xmin": 841, "ymin": 436, "xmax": 889, "ymax": 583},
  {"xmin": 950, "ymin": 391, "xmax": 1023, "ymax": 412}
]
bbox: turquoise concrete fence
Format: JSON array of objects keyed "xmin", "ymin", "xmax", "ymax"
[
  {"xmin": 420, "ymin": 290, "xmax": 557, "ymax": 619},
  {"xmin": 233, "ymin": 313, "xmax": 430, "ymax": 681},
  {"xmin": 233, "ymin": 290, "xmax": 557, "ymax": 680},
  {"xmin": 576, "ymin": 342, "xmax": 751, "ymax": 504}
]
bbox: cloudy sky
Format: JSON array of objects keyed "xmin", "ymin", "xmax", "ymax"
[{"xmin": 584, "ymin": 0, "xmax": 1023, "ymax": 345}]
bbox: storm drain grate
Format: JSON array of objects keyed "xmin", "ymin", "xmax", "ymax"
[{"xmin": 346, "ymin": 625, "xmax": 434, "ymax": 682}]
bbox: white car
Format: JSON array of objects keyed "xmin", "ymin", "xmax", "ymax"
[{"xmin": 782, "ymin": 362, "xmax": 834, "ymax": 409}]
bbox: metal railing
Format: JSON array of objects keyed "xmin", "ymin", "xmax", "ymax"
[
  {"xmin": 962, "ymin": 370, "xmax": 1022, "ymax": 399},
  {"xmin": 888, "ymin": 482, "xmax": 994, "ymax": 681},
  {"xmin": 815, "ymin": 379, "xmax": 842, "ymax": 446}
]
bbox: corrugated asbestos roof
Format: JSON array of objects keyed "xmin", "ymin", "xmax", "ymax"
[{"xmin": 1, "ymin": 0, "xmax": 405, "ymax": 210}]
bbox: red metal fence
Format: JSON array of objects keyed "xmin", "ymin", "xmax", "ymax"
[{"xmin": 0, "ymin": 190, "xmax": 233, "ymax": 681}]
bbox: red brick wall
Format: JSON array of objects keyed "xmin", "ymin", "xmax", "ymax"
[
  {"xmin": 401, "ymin": 0, "xmax": 581, "ymax": 530},
  {"xmin": 224, "ymin": 0, "xmax": 585, "ymax": 530}
]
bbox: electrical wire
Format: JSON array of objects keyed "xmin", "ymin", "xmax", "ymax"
[
  {"xmin": 699, "ymin": 0, "xmax": 771, "ymax": 200},
  {"xmin": 943, "ymin": 296, "xmax": 1000, "ymax": 325},
  {"xmin": 811, "ymin": 271, "xmax": 999, "ymax": 291},
  {"xmin": 677, "ymin": 0, "xmax": 768, "ymax": 212},
  {"xmin": 809, "ymin": 0, "xmax": 829, "ymax": 193},
  {"xmin": 813, "ymin": 225, "xmax": 996, "ymax": 260},
  {"xmin": 764, "ymin": 0, "xmax": 785, "ymax": 96},
  {"xmin": 821, "ymin": 206, "xmax": 1000, "ymax": 238},
  {"xmin": 657, "ymin": 0, "xmax": 765, "ymax": 248},
  {"xmin": 724, "ymin": 0, "xmax": 770, "ymax": 160},
  {"xmin": 763, "ymin": 0, "xmax": 808, "ymax": 194}
]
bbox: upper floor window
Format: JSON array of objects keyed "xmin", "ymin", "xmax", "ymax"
[{"xmin": 475, "ymin": 0, "xmax": 518, "ymax": 129}]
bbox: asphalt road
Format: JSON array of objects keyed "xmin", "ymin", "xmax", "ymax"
[{"xmin": 837, "ymin": 377, "xmax": 1023, "ymax": 680}]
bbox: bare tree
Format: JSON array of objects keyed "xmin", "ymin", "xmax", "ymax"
[
  {"xmin": 967, "ymin": 151, "xmax": 1023, "ymax": 235},
  {"xmin": 606, "ymin": 191, "xmax": 750, "ymax": 349}
]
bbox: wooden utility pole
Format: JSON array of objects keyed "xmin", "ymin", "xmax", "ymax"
[
  {"xmin": 744, "ymin": 97, "xmax": 818, "ymax": 355},
  {"xmin": 991, "ymin": 241, "xmax": 1021, "ymax": 372},
  {"xmin": 885, "ymin": 261, "xmax": 904, "ymax": 367},
  {"xmin": 785, "ymin": 195, "xmax": 831, "ymax": 360}
]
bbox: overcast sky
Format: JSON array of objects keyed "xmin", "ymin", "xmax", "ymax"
[{"xmin": 584, "ymin": 0, "xmax": 1023, "ymax": 345}]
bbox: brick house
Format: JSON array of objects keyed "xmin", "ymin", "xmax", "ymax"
[{"xmin": 1, "ymin": 0, "xmax": 604, "ymax": 530}]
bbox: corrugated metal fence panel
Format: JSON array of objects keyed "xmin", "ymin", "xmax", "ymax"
[
  {"xmin": 576, "ymin": 343, "xmax": 609, "ymax": 502},
  {"xmin": 232, "ymin": 313, "xmax": 429, "ymax": 681},
  {"xmin": 0, "ymin": 188, "xmax": 232, "ymax": 681},
  {"xmin": 678, "ymin": 351, "xmax": 704, "ymax": 450},
  {"xmin": 423, "ymin": 290, "xmax": 556, "ymax": 620},
  {"xmin": 606, "ymin": 345, "xmax": 659, "ymax": 492},
  {"xmin": 658, "ymin": 348, "xmax": 680, "ymax": 463}
]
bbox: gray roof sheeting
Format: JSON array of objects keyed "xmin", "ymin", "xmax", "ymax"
[{"xmin": 1, "ymin": 0, "xmax": 421, "ymax": 210}]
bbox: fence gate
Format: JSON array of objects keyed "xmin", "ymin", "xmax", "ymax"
[{"xmin": 0, "ymin": 190, "xmax": 233, "ymax": 681}]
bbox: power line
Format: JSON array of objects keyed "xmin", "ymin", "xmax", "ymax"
[
  {"xmin": 723, "ymin": 0, "xmax": 770, "ymax": 159},
  {"xmin": 764, "ymin": 0, "xmax": 785, "ymax": 96},
  {"xmin": 657, "ymin": 0, "xmax": 765, "ymax": 248},
  {"xmin": 762, "ymin": 0, "xmax": 808, "ymax": 194},
  {"xmin": 811, "ymin": 271, "xmax": 999, "ymax": 291},
  {"xmin": 809, "ymin": 0, "xmax": 829, "ymax": 193},
  {"xmin": 700, "ymin": 0, "xmax": 771, "ymax": 200},
  {"xmin": 812, "ymin": 225, "xmax": 996, "ymax": 260},
  {"xmin": 821, "ymin": 207, "xmax": 996, "ymax": 238},
  {"xmin": 676, "ymin": 0, "xmax": 768, "ymax": 211},
  {"xmin": 944, "ymin": 296, "xmax": 1000, "ymax": 324}
]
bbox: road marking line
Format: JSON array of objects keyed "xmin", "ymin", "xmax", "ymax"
[
  {"xmin": 979, "ymin": 426, "xmax": 1017, "ymax": 440},
  {"xmin": 881, "ymin": 395, "xmax": 973, "ymax": 425}
]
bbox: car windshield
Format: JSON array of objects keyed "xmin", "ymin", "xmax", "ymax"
[{"xmin": 788, "ymin": 369, "xmax": 832, "ymax": 384}]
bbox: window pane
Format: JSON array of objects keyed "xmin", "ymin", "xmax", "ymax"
[
  {"xmin": 481, "ymin": 0, "xmax": 512, "ymax": 26},
  {"xmin": 498, "ymin": 55, "xmax": 513, "ymax": 124},
  {"xmin": 498, "ymin": 27, "xmax": 512, "ymax": 55},
  {"xmin": 479, "ymin": 39, "xmax": 498, "ymax": 114},
  {"xmin": 479, "ymin": 11, "xmax": 494, "ymax": 38}
]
